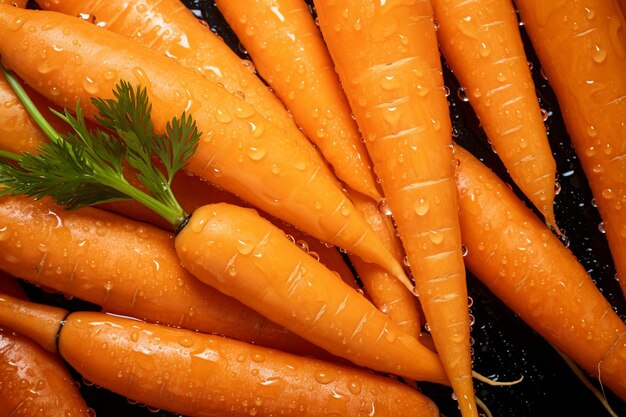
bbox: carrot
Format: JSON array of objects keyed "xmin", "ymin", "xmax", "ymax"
[
  {"xmin": 0, "ymin": 195, "xmax": 329, "ymax": 357},
  {"xmin": 431, "ymin": 0, "xmax": 557, "ymax": 229},
  {"xmin": 0, "ymin": 294, "xmax": 441, "ymax": 417},
  {"xmin": 38, "ymin": 0, "xmax": 381, "ymax": 201},
  {"xmin": 514, "ymin": 0, "xmax": 626, "ymax": 297},
  {"xmin": 0, "ymin": 0, "xmax": 26, "ymax": 7},
  {"xmin": 0, "ymin": 5, "xmax": 410, "ymax": 287},
  {"xmin": 349, "ymin": 190, "xmax": 423, "ymax": 337},
  {"xmin": 621, "ymin": 0, "xmax": 626, "ymax": 18},
  {"xmin": 0, "ymin": 330, "xmax": 90, "ymax": 416},
  {"xmin": 214, "ymin": 0, "xmax": 381, "ymax": 201},
  {"xmin": 176, "ymin": 202, "xmax": 447, "ymax": 385},
  {"xmin": 313, "ymin": 1, "xmax": 475, "ymax": 415},
  {"xmin": 454, "ymin": 144, "xmax": 626, "ymax": 401}
]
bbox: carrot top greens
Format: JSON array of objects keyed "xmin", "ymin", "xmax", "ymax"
[{"xmin": 0, "ymin": 67, "xmax": 200, "ymax": 229}]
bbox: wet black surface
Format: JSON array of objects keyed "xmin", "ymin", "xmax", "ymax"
[{"xmin": 19, "ymin": 1, "xmax": 626, "ymax": 416}]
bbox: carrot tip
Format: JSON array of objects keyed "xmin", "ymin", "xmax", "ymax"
[
  {"xmin": 472, "ymin": 370, "xmax": 524, "ymax": 386},
  {"xmin": 475, "ymin": 396, "xmax": 494, "ymax": 417}
]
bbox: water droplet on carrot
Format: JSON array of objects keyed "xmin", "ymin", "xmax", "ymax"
[
  {"xmin": 314, "ymin": 370, "xmax": 335, "ymax": 384},
  {"xmin": 414, "ymin": 197, "xmax": 429, "ymax": 216},
  {"xmin": 457, "ymin": 87, "xmax": 469, "ymax": 102},
  {"xmin": 478, "ymin": 42, "xmax": 491, "ymax": 57},
  {"xmin": 247, "ymin": 146, "xmax": 267, "ymax": 161},
  {"xmin": 380, "ymin": 74, "xmax": 399, "ymax": 90},
  {"xmin": 598, "ymin": 222, "xmax": 606, "ymax": 234},
  {"xmin": 377, "ymin": 198, "xmax": 393, "ymax": 216},
  {"xmin": 348, "ymin": 380, "xmax": 362, "ymax": 395},
  {"xmin": 215, "ymin": 109, "xmax": 232, "ymax": 123},
  {"xmin": 592, "ymin": 44, "xmax": 606, "ymax": 63},
  {"xmin": 82, "ymin": 76, "xmax": 99, "ymax": 95},
  {"xmin": 429, "ymin": 230, "xmax": 444, "ymax": 245}
]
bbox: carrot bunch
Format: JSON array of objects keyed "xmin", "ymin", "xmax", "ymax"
[{"xmin": 0, "ymin": 0, "xmax": 625, "ymax": 416}]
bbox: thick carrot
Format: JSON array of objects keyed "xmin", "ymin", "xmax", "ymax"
[
  {"xmin": 214, "ymin": 0, "xmax": 381, "ymax": 201},
  {"xmin": 176, "ymin": 202, "xmax": 447, "ymax": 385},
  {"xmin": 0, "ymin": 5, "xmax": 409, "ymax": 287},
  {"xmin": 349, "ymin": 190, "xmax": 423, "ymax": 337},
  {"xmin": 431, "ymin": 0, "xmax": 557, "ymax": 228},
  {"xmin": 0, "ymin": 0, "xmax": 26, "ymax": 6},
  {"xmin": 313, "ymin": 1, "xmax": 475, "ymax": 415},
  {"xmin": 621, "ymin": 0, "xmax": 626, "ymax": 18},
  {"xmin": 514, "ymin": 0, "xmax": 626, "ymax": 297},
  {"xmin": 455, "ymin": 145, "xmax": 626, "ymax": 401},
  {"xmin": 0, "ymin": 194, "xmax": 330, "ymax": 357},
  {"xmin": 0, "ymin": 294, "xmax": 441, "ymax": 417}
]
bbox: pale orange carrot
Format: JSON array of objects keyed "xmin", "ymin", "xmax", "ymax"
[
  {"xmin": 0, "ymin": 5, "xmax": 409, "ymax": 287},
  {"xmin": 432, "ymin": 0, "xmax": 557, "ymax": 228},
  {"xmin": 314, "ymin": 1, "xmax": 475, "ymax": 415}
]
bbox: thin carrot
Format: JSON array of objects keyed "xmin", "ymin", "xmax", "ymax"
[
  {"xmin": 176, "ymin": 202, "xmax": 447, "ymax": 384},
  {"xmin": 0, "ymin": 273, "xmax": 90, "ymax": 417},
  {"xmin": 38, "ymin": 0, "xmax": 381, "ymax": 201},
  {"xmin": 0, "ymin": 195, "xmax": 328, "ymax": 357},
  {"xmin": 349, "ymin": 190, "xmax": 423, "ymax": 337},
  {"xmin": 0, "ymin": 5, "xmax": 409, "ymax": 286},
  {"xmin": 431, "ymin": 0, "xmax": 557, "ymax": 229},
  {"xmin": 454, "ymin": 144, "xmax": 626, "ymax": 401},
  {"xmin": 313, "ymin": 1, "xmax": 475, "ymax": 415},
  {"xmin": 0, "ymin": 294, "xmax": 441, "ymax": 417},
  {"xmin": 214, "ymin": 0, "xmax": 382, "ymax": 201},
  {"xmin": 514, "ymin": 0, "xmax": 626, "ymax": 297}
]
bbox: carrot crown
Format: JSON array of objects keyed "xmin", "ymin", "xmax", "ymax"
[{"xmin": 0, "ymin": 67, "xmax": 200, "ymax": 230}]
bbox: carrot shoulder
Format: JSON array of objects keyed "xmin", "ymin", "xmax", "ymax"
[
  {"xmin": 455, "ymin": 145, "xmax": 626, "ymax": 401},
  {"xmin": 432, "ymin": 0, "xmax": 557, "ymax": 228},
  {"xmin": 215, "ymin": 0, "xmax": 381, "ymax": 201},
  {"xmin": 514, "ymin": 0, "xmax": 626, "ymax": 296},
  {"xmin": 314, "ymin": 1, "xmax": 475, "ymax": 415},
  {"xmin": 176, "ymin": 202, "xmax": 448, "ymax": 385},
  {"xmin": 0, "ymin": 5, "xmax": 409, "ymax": 285},
  {"xmin": 0, "ymin": 294, "xmax": 440, "ymax": 417}
]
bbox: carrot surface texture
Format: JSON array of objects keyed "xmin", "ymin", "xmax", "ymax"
[
  {"xmin": 431, "ymin": 0, "xmax": 558, "ymax": 229},
  {"xmin": 214, "ymin": 0, "xmax": 381, "ymax": 201},
  {"xmin": 455, "ymin": 145, "xmax": 626, "ymax": 401},
  {"xmin": 514, "ymin": 0, "xmax": 626, "ymax": 297},
  {"xmin": 0, "ymin": 294, "xmax": 441, "ymax": 417},
  {"xmin": 0, "ymin": 273, "xmax": 90, "ymax": 417},
  {"xmin": 0, "ymin": 5, "xmax": 410, "ymax": 287},
  {"xmin": 313, "ymin": 1, "xmax": 475, "ymax": 416}
]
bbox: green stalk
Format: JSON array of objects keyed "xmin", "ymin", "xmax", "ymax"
[{"xmin": 1, "ymin": 67, "xmax": 62, "ymax": 144}]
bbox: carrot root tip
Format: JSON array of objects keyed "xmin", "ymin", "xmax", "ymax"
[{"xmin": 472, "ymin": 370, "xmax": 524, "ymax": 386}]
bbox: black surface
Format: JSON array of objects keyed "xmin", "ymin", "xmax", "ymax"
[{"xmin": 19, "ymin": 1, "xmax": 626, "ymax": 416}]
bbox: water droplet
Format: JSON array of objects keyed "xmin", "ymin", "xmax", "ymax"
[
  {"xmin": 478, "ymin": 42, "xmax": 491, "ymax": 57},
  {"xmin": 598, "ymin": 222, "xmax": 606, "ymax": 234},
  {"xmin": 457, "ymin": 87, "xmax": 469, "ymax": 102},
  {"xmin": 78, "ymin": 13, "xmax": 96, "ymax": 24},
  {"xmin": 403, "ymin": 256, "xmax": 410, "ymax": 267},
  {"xmin": 215, "ymin": 109, "xmax": 232, "ymax": 123},
  {"xmin": 380, "ymin": 74, "xmax": 399, "ymax": 90},
  {"xmin": 428, "ymin": 230, "xmax": 444, "ymax": 245},
  {"xmin": 540, "ymin": 108, "xmax": 549, "ymax": 122},
  {"xmin": 554, "ymin": 181, "xmax": 562, "ymax": 195},
  {"xmin": 247, "ymin": 146, "xmax": 267, "ymax": 161},
  {"xmin": 348, "ymin": 380, "xmax": 362, "ymax": 395},
  {"xmin": 461, "ymin": 244, "xmax": 468, "ymax": 257},
  {"xmin": 592, "ymin": 44, "xmax": 607, "ymax": 63},
  {"xmin": 314, "ymin": 370, "xmax": 335, "ymax": 384},
  {"xmin": 496, "ymin": 72, "xmax": 506, "ymax": 82},
  {"xmin": 377, "ymin": 198, "xmax": 393, "ymax": 216},
  {"xmin": 235, "ymin": 104, "xmax": 255, "ymax": 119},
  {"xmin": 433, "ymin": 19, "xmax": 440, "ymax": 31},
  {"xmin": 587, "ymin": 125, "xmax": 597, "ymax": 137},
  {"xmin": 414, "ymin": 197, "xmax": 430, "ymax": 216},
  {"xmin": 416, "ymin": 83, "xmax": 429, "ymax": 97},
  {"xmin": 584, "ymin": 7, "xmax": 595, "ymax": 20}
]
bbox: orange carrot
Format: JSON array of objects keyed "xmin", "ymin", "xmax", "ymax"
[
  {"xmin": 621, "ymin": 0, "xmax": 626, "ymax": 18},
  {"xmin": 0, "ymin": 195, "xmax": 328, "ymax": 357},
  {"xmin": 0, "ymin": 5, "xmax": 409, "ymax": 287},
  {"xmin": 514, "ymin": 0, "xmax": 626, "ymax": 297},
  {"xmin": 313, "ymin": 1, "xmax": 475, "ymax": 415},
  {"xmin": 455, "ymin": 144, "xmax": 626, "ymax": 401},
  {"xmin": 0, "ymin": 294, "xmax": 441, "ymax": 417},
  {"xmin": 38, "ymin": 0, "xmax": 380, "ymax": 201},
  {"xmin": 214, "ymin": 0, "xmax": 381, "ymax": 201},
  {"xmin": 431, "ymin": 0, "xmax": 557, "ymax": 228},
  {"xmin": 0, "ymin": 0, "xmax": 26, "ymax": 7},
  {"xmin": 176, "ymin": 202, "xmax": 447, "ymax": 385},
  {"xmin": 349, "ymin": 190, "xmax": 423, "ymax": 337}
]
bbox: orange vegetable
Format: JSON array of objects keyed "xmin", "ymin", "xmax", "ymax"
[
  {"xmin": 313, "ymin": 1, "xmax": 475, "ymax": 415},
  {"xmin": 432, "ymin": 0, "xmax": 557, "ymax": 228},
  {"xmin": 0, "ymin": 0, "xmax": 26, "ymax": 7},
  {"xmin": 0, "ymin": 5, "xmax": 409, "ymax": 286},
  {"xmin": 214, "ymin": 0, "xmax": 381, "ymax": 201},
  {"xmin": 0, "ymin": 195, "xmax": 327, "ymax": 357},
  {"xmin": 455, "ymin": 144, "xmax": 626, "ymax": 401},
  {"xmin": 349, "ymin": 190, "xmax": 423, "ymax": 337},
  {"xmin": 514, "ymin": 0, "xmax": 626, "ymax": 297},
  {"xmin": 0, "ymin": 294, "xmax": 441, "ymax": 417},
  {"xmin": 176, "ymin": 202, "xmax": 447, "ymax": 385}
]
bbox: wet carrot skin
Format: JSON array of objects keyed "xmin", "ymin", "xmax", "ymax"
[
  {"xmin": 176, "ymin": 203, "xmax": 448, "ymax": 385},
  {"xmin": 0, "ymin": 6, "xmax": 406, "ymax": 281},
  {"xmin": 514, "ymin": 0, "xmax": 626, "ymax": 296},
  {"xmin": 0, "ymin": 329, "xmax": 90, "ymax": 417},
  {"xmin": 432, "ymin": 0, "xmax": 557, "ymax": 227},
  {"xmin": 56, "ymin": 311, "xmax": 440, "ymax": 417},
  {"xmin": 455, "ymin": 145, "xmax": 626, "ymax": 401},
  {"xmin": 215, "ymin": 0, "xmax": 382, "ymax": 200},
  {"xmin": 0, "ymin": 195, "xmax": 328, "ymax": 357}
]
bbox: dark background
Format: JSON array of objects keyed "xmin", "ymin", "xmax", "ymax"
[{"xmin": 20, "ymin": 1, "xmax": 626, "ymax": 416}]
